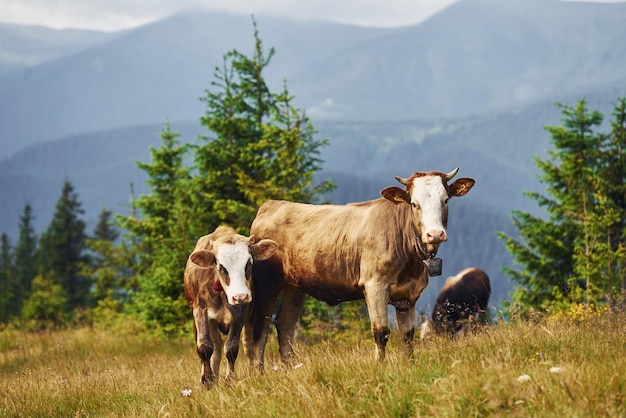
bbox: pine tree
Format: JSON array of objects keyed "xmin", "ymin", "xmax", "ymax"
[
  {"xmin": 38, "ymin": 180, "xmax": 89, "ymax": 312},
  {"xmin": 119, "ymin": 21, "xmax": 334, "ymax": 332},
  {"xmin": 13, "ymin": 203, "xmax": 37, "ymax": 316},
  {"xmin": 190, "ymin": 20, "xmax": 335, "ymax": 336},
  {"xmin": 117, "ymin": 123, "xmax": 192, "ymax": 332},
  {"xmin": 21, "ymin": 274, "xmax": 68, "ymax": 327},
  {"xmin": 0, "ymin": 233, "xmax": 14, "ymax": 322},
  {"xmin": 84, "ymin": 209, "xmax": 129, "ymax": 307},
  {"xmin": 600, "ymin": 97, "xmax": 626, "ymax": 301},
  {"xmin": 500, "ymin": 98, "xmax": 626, "ymax": 315},
  {"xmin": 191, "ymin": 18, "xmax": 334, "ymax": 236}
]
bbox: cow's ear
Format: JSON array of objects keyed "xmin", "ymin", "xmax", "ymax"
[
  {"xmin": 250, "ymin": 239, "xmax": 278, "ymax": 261},
  {"xmin": 190, "ymin": 250, "xmax": 215, "ymax": 268},
  {"xmin": 381, "ymin": 186, "xmax": 410, "ymax": 204},
  {"xmin": 449, "ymin": 178, "xmax": 475, "ymax": 197}
]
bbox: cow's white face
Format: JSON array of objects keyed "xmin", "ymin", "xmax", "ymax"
[
  {"xmin": 380, "ymin": 168, "xmax": 475, "ymax": 254},
  {"xmin": 408, "ymin": 175, "xmax": 450, "ymax": 250},
  {"xmin": 189, "ymin": 234, "xmax": 277, "ymax": 306},
  {"xmin": 215, "ymin": 241, "xmax": 254, "ymax": 306}
]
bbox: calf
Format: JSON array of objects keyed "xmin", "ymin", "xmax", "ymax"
[
  {"xmin": 183, "ymin": 225, "xmax": 277, "ymax": 386},
  {"xmin": 420, "ymin": 267, "xmax": 491, "ymax": 339}
]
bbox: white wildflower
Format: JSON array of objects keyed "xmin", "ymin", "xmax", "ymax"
[
  {"xmin": 181, "ymin": 388, "xmax": 192, "ymax": 397},
  {"xmin": 517, "ymin": 374, "xmax": 531, "ymax": 383},
  {"xmin": 272, "ymin": 365, "xmax": 279, "ymax": 371},
  {"xmin": 549, "ymin": 366, "xmax": 564, "ymax": 373},
  {"xmin": 293, "ymin": 363, "xmax": 304, "ymax": 369}
]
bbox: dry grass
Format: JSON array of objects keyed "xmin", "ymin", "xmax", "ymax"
[{"xmin": 1, "ymin": 311, "xmax": 625, "ymax": 417}]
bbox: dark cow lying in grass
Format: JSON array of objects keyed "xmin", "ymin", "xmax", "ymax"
[
  {"xmin": 183, "ymin": 226, "xmax": 277, "ymax": 387},
  {"xmin": 420, "ymin": 267, "xmax": 491, "ymax": 339}
]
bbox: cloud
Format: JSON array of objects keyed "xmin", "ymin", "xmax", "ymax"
[
  {"xmin": 2, "ymin": 0, "xmax": 625, "ymax": 32},
  {"xmin": 0, "ymin": 0, "xmax": 459, "ymax": 32}
]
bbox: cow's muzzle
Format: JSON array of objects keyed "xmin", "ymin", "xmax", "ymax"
[{"xmin": 231, "ymin": 293, "xmax": 250, "ymax": 305}]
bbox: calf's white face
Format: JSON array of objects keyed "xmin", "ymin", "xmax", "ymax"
[{"xmin": 215, "ymin": 241, "xmax": 254, "ymax": 305}]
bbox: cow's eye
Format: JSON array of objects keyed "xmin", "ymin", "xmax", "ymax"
[
  {"xmin": 411, "ymin": 202, "xmax": 418, "ymax": 209},
  {"xmin": 218, "ymin": 264, "xmax": 228, "ymax": 276},
  {"xmin": 444, "ymin": 198, "xmax": 449, "ymax": 204}
]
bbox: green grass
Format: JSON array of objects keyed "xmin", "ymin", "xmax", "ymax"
[{"xmin": 1, "ymin": 311, "xmax": 625, "ymax": 417}]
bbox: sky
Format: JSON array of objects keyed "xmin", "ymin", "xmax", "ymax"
[{"xmin": 0, "ymin": 0, "xmax": 625, "ymax": 32}]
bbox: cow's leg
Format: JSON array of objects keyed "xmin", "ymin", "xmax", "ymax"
[
  {"xmin": 395, "ymin": 304, "xmax": 416, "ymax": 358},
  {"xmin": 224, "ymin": 314, "xmax": 245, "ymax": 381},
  {"xmin": 193, "ymin": 305, "xmax": 215, "ymax": 387},
  {"xmin": 208, "ymin": 321, "xmax": 222, "ymax": 383},
  {"xmin": 363, "ymin": 281, "xmax": 391, "ymax": 361},
  {"xmin": 247, "ymin": 291, "xmax": 281, "ymax": 372},
  {"xmin": 275, "ymin": 285, "xmax": 306, "ymax": 363}
]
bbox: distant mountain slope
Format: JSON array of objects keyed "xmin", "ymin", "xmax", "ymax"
[
  {"xmin": 0, "ymin": 13, "xmax": 393, "ymax": 158},
  {"xmin": 1, "ymin": 0, "xmax": 625, "ymax": 158},
  {"xmin": 0, "ymin": 23, "xmax": 117, "ymax": 76}
]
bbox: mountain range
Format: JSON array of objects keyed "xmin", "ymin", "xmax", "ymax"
[{"xmin": 1, "ymin": 0, "xmax": 625, "ymax": 310}]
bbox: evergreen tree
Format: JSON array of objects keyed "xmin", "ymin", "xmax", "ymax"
[
  {"xmin": 38, "ymin": 180, "xmax": 89, "ymax": 312},
  {"xmin": 0, "ymin": 233, "xmax": 14, "ymax": 322},
  {"xmin": 600, "ymin": 98, "xmax": 626, "ymax": 300},
  {"xmin": 117, "ymin": 123, "xmax": 192, "ymax": 332},
  {"xmin": 192, "ymin": 19, "xmax": 334, "ymax": 235},
  {"xmin": 84, "ymin": 209, "xmax": 132, "ymax": 309},
  {"xmin": 21, "ymin": 274, "xmax": 68, "ymax": 327},
  {"xmin": 191, "ymin": 19, "xmax": 335, "ymax": 336},
  {"xmin": 119, "ymin": 21, "xmax": 334, "ymax": 332},
  {"xmin": 13, "ymin": 203, "xmax": 37, "ymax": 316},
  {"xmin": 500, "ymin": 98, "xmax": 626, "ymax": 315}
]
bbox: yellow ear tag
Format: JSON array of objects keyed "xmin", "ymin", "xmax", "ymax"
[
  {"xmin": 394, "ymin": 195, "xmax": 405, "ymax": 202},
  {"xmin": 457, "ymin": 185, "xmax": 465, "ymax": 193}
]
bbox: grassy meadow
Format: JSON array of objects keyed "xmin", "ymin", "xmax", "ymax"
[{"xmin": 1, "ymin": 311, "xmax": 625, "ymax": 417}]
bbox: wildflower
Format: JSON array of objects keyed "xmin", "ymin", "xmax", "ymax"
[
  {"xmin": 517, "ymin": 374, "xmax": 531, "ymax": 383},
  {"xmin": 272, "ymin": 365, "xmax": 279, "ymax": 371},
  {"xmin": 549, "ymin": 366, "xmax": 564, "ymax": 373},
  {"xmin": 181, "ymin": 388, "xmax": 192, "ymax": 397},
  {"xmin": 293, "ymin": 363, "xmax": 304, "ymax": 369}
]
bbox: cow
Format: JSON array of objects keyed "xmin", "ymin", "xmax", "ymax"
[
  {"xmin": 183, "ymin": 225, "xmax": 277, "ymax": 387},
  {"xmin": 419, "ymin": 267, "xmax": 491, "ymax": 339},
  {"xmin": 244, "ymin": 168, "xmax": 475, "ymax": 368}
]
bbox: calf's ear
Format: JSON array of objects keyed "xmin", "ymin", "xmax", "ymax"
[
  {"xmin": 190, "ymin": 250, "xmax": 216, "ymax": 268},
  {"xmin": 250, "ymin": 239, "xmax": 278, "ymax": 261},
  {"xmin": 380, "ymin": 186, "xmax": 409, "ymax": 204},
  {"xmin": 449, "ymin": 178, "xmax": 475, "ymax": 197}
]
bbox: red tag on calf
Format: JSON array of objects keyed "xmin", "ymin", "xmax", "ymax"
[{"xmin": 212, "ymin": 279, "xmax": 223, "ymax": 293}]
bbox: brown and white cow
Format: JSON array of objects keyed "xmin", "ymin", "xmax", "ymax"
[
  {"xmin": 420, "ymin": 267, "xmax": 491, "ymax": 339},
  {"xmin": 183, "ymin": 225, "xmax": 277, "ymax": 386},
  {"xmin": 245, "ymin": 168, "xmax": 474, "ymax": 367}
]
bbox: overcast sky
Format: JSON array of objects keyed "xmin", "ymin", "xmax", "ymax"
[{"xmin": 1, "ymin": 0, "xmax": 625, "ymax": 32}]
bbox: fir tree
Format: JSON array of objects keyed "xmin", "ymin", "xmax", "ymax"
[
  {"xmin": 119, "ymin": 21, "xmax": 334, "ymax": 332},
  {"xmin": 500, "ymin": 98, "xmax": 626, "ymax": 315},
  {"xmin": 192, "ymin": 18, "xmax": 334, "ymax": 235},
  {"xmin": 117, "ymin": 123, "xmax": 192, "ymax": 332},
  {"xmin": 0, "ymin": 233, "xmax": 14, "ymax": 322},
  {"xmin": 38, "ymin": 180, "xmax": 89, "ymax": 312},
  {"xmin": 13, "ymin": 203, "xmax": 37, "ymax": 316},
  {"xmin": 21, "ymin": 274, "xmax": 68, "ymax": 327},
  {"xmin": 84, "ymin": 209, "xmax": 132, "ymax": 309}
]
